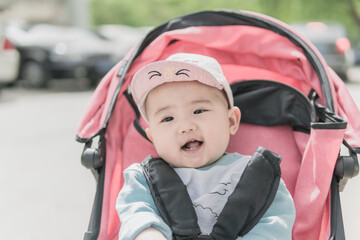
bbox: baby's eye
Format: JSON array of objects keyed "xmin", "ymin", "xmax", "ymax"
[
  {"xmin": 194, "ymin": 109, "xmax": 207, "ymax": 114},
  {"xmin": 161, "ymin": 116, "xmax": 174, "ymax": 123}
]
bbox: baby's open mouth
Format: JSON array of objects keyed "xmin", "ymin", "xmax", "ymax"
[{"xmin": 181, "ymin": 140, "xmax": 203, "ymax": 151}]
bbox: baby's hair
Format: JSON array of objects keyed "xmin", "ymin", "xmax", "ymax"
[{"xmin": 221, "ymin": 89, "xmax": 232, "ymax": 109}]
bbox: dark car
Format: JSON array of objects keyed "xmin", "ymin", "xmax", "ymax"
[
  {"xmin": 5, "ymin": 23, "xmax": 119, "ymax": 88},
  {"xmin": 291, "ymin": 21, "xmax": 354, "ymax": 80}
]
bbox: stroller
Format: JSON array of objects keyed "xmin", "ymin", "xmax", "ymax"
[{"xmin": 76, "ymin": 9, "xmax": 360, "ymax": 240}]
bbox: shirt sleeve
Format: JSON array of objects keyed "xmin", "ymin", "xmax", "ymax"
[
  {"xmin": 116, "ymin": 164, "xmax": 172, "ymax": 240},
  {"xmin": 238, "ymin": 179, "xmax": 296, "ymax": 240}
]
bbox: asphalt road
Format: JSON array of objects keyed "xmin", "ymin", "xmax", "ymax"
[{"xmin": 0, "ymin": 77, "xmax": 359, "ymax": 239}]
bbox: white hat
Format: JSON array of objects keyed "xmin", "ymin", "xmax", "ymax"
[{"xmin": 131, "ymin": 53, "xmax": 234, "ymax": 122}]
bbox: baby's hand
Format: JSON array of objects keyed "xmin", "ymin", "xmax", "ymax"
[{"xmin": 135, "ymin": 227, "xmax": 167, "ymax": 240}]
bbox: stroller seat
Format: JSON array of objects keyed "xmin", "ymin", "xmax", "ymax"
[{"xmin": 122, "ymin": 76, "xmax": 338, "ymax": 239}]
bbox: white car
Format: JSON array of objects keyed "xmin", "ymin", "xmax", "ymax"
[
  {"xmin": 96, "ymin": 24, "xmax": 152, "ymax": 59},
  {"xmin": 0, "ymin": 25, "xmax": 20, "ymax": 86}
]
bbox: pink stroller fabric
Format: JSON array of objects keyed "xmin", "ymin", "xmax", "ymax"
[{"xmin": 76, "ymin": 10, "xmax": 360, "ymax": 240}]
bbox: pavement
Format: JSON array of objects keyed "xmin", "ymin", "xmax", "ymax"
[{"xmin": 0, "ymin": 80, "xmax": 95, "ymax": 240}]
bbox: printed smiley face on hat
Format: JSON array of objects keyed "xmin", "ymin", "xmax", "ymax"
[{"xmin": 148, "ymin": 68, "xmax": 191, "ymax": 80}]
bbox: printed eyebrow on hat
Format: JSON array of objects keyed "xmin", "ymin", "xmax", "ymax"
[
  {"xmin": 148, "ymin": 70, "xmax": 162, "ymax": 79},
  {"xmin": 175, "ymin": 69, "xmax": 190, "ymax": 77}
]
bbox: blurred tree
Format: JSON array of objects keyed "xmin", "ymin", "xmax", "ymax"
[
  {"xmin": 90, "ymin": 0, "xmax": 360, "ymax": 40},
  {"xmin": 348, "ymin": 0, "xmax": 360, "ymax": 29}
]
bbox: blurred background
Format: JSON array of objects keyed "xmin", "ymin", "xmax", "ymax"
[
  {"xmin": 1, "ymin": 0, "xmax": 360, "ymax": 239},
  {"xmin": 2, "ymin": 0, "xmax": 360, "ymax": 88}
]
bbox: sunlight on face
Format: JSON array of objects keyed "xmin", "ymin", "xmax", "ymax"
[{"xmin": 145, "ymin": 81, "xmax": 240, "ymax": 168}]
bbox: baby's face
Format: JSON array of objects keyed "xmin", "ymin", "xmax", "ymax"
[{"xmin": 145, "ymin": 81, "xmax": 240, "ymax": 168}]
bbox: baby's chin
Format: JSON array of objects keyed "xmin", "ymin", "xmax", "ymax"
[{"xmin": 169, "ymin": 158, "xmax": 218, "ymax": 168}]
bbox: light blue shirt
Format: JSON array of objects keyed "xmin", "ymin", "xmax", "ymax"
[{"xmin": 116, "ymin": 153, "xmax": 295, "ymax": 240}]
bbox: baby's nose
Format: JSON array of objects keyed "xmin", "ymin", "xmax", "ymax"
[{"xmin": 178, "ymin": 121, "xmax": 197, "ymax": 134}]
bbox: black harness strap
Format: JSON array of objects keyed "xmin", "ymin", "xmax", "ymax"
[
  {"xmin": 141, "ymin": 156, "xmax": 202, "ymax": 238},
  {"xmin": 142, "ymin": 147, "xmax": 282, "ymax": 240},
  {"xmin": 210, "ymin": 147, "xmax": 281, "ymax": 240}
]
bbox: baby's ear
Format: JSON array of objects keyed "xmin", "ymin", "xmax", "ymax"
[
  {"xmin": 229, "ymin": 106, "xmax": 241, "ymax": 135},
  {"xmin": 145, "ymin": 128, "xmax": 153, "ymax": 142}
]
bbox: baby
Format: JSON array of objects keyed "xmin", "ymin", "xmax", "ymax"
[{"xmin": 116, "ymin": 53, "xmax": 295, "ymax": 240}]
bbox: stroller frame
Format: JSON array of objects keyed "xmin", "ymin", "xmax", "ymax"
[{"xmin": 77, "ymin": 9, "xmax": 360, "ymax": 240}]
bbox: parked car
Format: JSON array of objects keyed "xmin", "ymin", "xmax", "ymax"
[
  {"xmin": 0, "ymin": 24, "xmax": 20, "ymax": 87},
  {"xmin": 291, "ymin": 21, "xmax": 354, "ymax": 80},
  {"xmin": 5, "ymin": 23, "xmax": 118, "ymax": 88}
]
